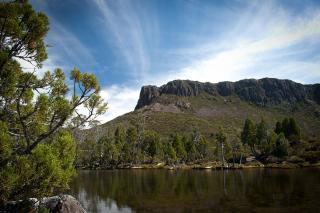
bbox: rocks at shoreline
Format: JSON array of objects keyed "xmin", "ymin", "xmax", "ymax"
[{"xmin": 1, "ymin": 194, "xmax": 85, "ymax": 213}]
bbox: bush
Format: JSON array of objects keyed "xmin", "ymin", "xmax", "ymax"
[{"xmin": 0, "ymin": 131, "xmax": 76, "ymax": 203}]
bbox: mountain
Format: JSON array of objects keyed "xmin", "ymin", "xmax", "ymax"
[
  {"xmin": 136, "ymin": 78, "xmax": 320, "ymax": 109},
  {"xmin": 86, "ymin": 78, "xmax": 320, "ymax": 142}
]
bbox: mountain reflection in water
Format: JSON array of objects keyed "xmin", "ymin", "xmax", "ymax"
[{"xmin": 69, "ymin": 168, "xmax": 320, "ymax": 213}]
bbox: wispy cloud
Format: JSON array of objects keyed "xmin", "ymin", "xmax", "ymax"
[
  {"xmin": 30, "ymin": 0, "xmax": 98, "ymax": 73},
  {"xmin": 145, "ymin": 1, "xmax": 320, "ymax": 85},
  {"xmin": 92, "ymin": 0, "xmax": 153, "ymax": 79},
  {"xmin": 100, "ymin": 1, "xmax": 320, "ymax": 122},
  {"xmin": 46, "ymin": 19, "xmax": 98, "ymax": 71},
  {"xmin": 29, "ymin": 0, "xmax": 320, "ymax": 123}
]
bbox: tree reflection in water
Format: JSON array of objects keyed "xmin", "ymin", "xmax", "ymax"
[{"xmin": 69, "ymin": 168, "xmax": 320, "ymax": 213}]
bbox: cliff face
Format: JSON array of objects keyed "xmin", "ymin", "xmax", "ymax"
[{"xmin": 135, "ymin": 78, "xmax": 320, "ymax": 110}]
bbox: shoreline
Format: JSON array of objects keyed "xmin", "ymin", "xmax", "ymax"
[{"xmin": 77, "ymin": 161, "xmax": 320, "ymax": 170}]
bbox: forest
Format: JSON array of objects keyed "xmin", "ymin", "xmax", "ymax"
[{"xmin": 76, "ymin": 117, "xmax": 320, "ymax": 169}]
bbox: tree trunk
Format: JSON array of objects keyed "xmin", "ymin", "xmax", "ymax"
[
  {"xmin": 232, "ymin": 153, "xmax": 235, "ymax": 167},
  {"xmin": 221, "ymin": 142, "xmax": 225, "ymax": 169}
]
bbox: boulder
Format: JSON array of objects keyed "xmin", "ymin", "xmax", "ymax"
[{"xmin": 0, "ymin": 195, "xmax": 85, "ymax": 213}]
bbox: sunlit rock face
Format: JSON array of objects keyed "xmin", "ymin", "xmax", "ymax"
[{"xmin": 135, "ymin": 78, "xmax": 320, "ymax": 110}]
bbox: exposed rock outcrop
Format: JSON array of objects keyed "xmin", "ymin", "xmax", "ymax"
[
  {"xmin": 1, "ymin": 195, "xmax": 85, "ymax": 213},
  {"xmin": 135, "ymin": 85, "xmax": 160, "ymax": 110},
  {"xmin": 135, "ymin": 78, "xmax": 320, "ymax": 109}
]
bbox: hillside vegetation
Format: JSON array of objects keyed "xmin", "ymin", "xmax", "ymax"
[{"xmin": 77, "ymin": 78, "xmax": 320, "ymax": 168}]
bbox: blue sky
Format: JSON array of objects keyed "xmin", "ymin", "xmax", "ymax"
[{"xmin": 29, "ymin": 0, "xmax": 320, "ymax": 122}]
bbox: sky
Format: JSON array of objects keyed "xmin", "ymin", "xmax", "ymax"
[{"xmin": 29, "ymin": 0, "xmax": 320, "ymax": 123}]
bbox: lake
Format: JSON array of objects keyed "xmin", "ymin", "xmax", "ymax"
[{"xmin": 69, "ymin": 168, "xmax": 320, "ymax": 213}]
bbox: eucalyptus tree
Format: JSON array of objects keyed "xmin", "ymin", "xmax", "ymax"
[{"xmin": 216, "ymin": 127, "xmax": 227, "ymax": 167}]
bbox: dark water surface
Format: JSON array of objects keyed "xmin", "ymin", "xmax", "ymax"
[{"xmin": 69, "ymin": 168, "xmax": 320, "ymax": 213}]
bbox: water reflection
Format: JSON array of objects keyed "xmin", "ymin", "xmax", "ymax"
[{"xmin": 69, "ymin": 168, "xmax": 320, "ymax": 213}]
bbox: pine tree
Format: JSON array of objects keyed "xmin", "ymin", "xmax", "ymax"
[{"xmin": 0, "ymin": 0, "xmax": 107, "ymax": 203}]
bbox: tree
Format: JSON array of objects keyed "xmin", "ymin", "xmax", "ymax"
[
  {"xmin": 184, "ymin": 134, "xmax": 199, "ymax": 162},
  {"xmin": 142, "ymin": 130, "xmax": 162, "ymax": 162},
  {"xmin": 260, "ymin": 131, "xmax": 277, "ymax": 159},
  {"xmin": 273, "ymin": 133, "xmax": 289, "ymax": 157},
  {"xmin": 171, "ymin": 134, "xmax": 187, "ymax": 162},
  {"xmin": 121, "ymin": 127, "xmax": 138, "ymax": 164},
  {"xmin": 99, "ymin": 136, "xmax": 119, "ymax": 166},
  {"xmin": 241, "ymin": 118, "xmax": 256, "ymax": 154},
  {"xmin": 281, "ymin": 118, "xmax": 290, "ymax": 138},
  {"xmin": 197, "ymin": 135, "xmax": 209, "ymax": 161},
  {"xmin": 230, "ymin": 136, "xmax": 243, "ymax": 166},
  {"xmin": 0, "ymin": 0, "xmax": 48, "ymax": 70},
  {"xmin": 114, "ymin": 126, "xmax": 126, "ymax": 156},
  {"xmin": 275, "ymin": 117, "xmax": 300, "ymax": 141},
  {"xmin": 216, "ymin": 127, "xmax": 227, "ymax": 167},
  {"xmin": 256, "ymin": 119, "xmax": 268, "ymax": 145},
  {"xmin": 114, "ymin": 126, "xmax": 125, "ymax": 147},
  {"xmin": 0, "ymin": 0, "xmax": 107, "ymax": 204},
  {"xmin": 163, "ymin": 142, "xmax": 177, "ymax": 165},
  {"xmin": 274, "ymin": 121, "xmax": 282, "ymax": 135},
  {"xmin": 288, "ymin": 118, "xmax": 300, "ymax": 141},
  {"xmin": 1, "ymin": 130, "xmax": 76, "ymax": 202},
  {"xmin": 77, "ymin": 137, "xmax": 99, "ymax": 167}
]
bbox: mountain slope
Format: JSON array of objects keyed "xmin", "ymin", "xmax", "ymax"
[{"xmin": 88, "ymin": 78, "xmax": 320, "ymax": 142}]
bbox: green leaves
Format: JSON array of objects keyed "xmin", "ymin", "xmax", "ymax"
[
  {"xmin": 0, "ymin": 0, "xmax": 49, "ymax": 68},
  {"xmin": 0, "ymin": 0, "xmax": 107, "ymax": 203},
  {"xmin": 0, "ymin": 130, "xmax": 76, "ymax": 202},
  {"xmin": 241, "ymin": 118, "xmax": 256, "ymax": 147},
  {"xmin": 81, "ymin": 73, "xmax": 99, "ymax": 91},
  {"xmin": 216, "ymin": 127, "xmax": 227, "ymax": 144},
  {"xmin": 70, "ymin": 68, "xmax": 81, "ymax": 82},
  {"xmin": 0, "ymin": 121, "xmax": 12, "ymax": 163},
  {"xmin": 241, "ymin": 117, "xmax": 299, "ymax": 160}
]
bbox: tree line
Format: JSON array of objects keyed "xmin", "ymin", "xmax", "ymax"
[
  {"xmin": 77, "ymin": 127, "xmax": 212, "ymax": 168},
  {"xmin": 77, "ymin": 116, "xmax": 312, "ymax": 168},
  {"xmin": 241, "ymin": 117, "xmax": 301, "ymax": 161}
]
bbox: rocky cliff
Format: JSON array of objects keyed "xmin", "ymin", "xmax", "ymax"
[{"xmin": 135, "ymin": 78, "xmax": 320, "ymax": 110}]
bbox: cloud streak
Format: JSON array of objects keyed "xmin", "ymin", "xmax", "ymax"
[
  {"xmin": 92, "ymin": 0, "xmax": 153, "ymax": 80},
  {"xmin": 145, "ymin": 1, "xmax": 320, "ymax": 85},
  {"xmin": 29, "ymin": 0, "xmax": 320, "ymax": 123}
]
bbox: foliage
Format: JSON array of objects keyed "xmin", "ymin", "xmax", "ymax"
[
  {"xmin": 241, "ymin": 118, "xmax": 256, "ymax": 149},
  {"xmin": 0, "ymin": 0, "xmax": 106, "ymax": 203},
  {"xmin": 142, "ymin": 130, "xmax": 162, "ymax": 160},
  {"xmin": 163, "ymin": 142, "xmax": 177, "ymax": 164},
  {"xmin": 171, "ymin": 134, "xmax": 187, "ymax": 162},
  {"xmin": 77, "ymin": 126, "xmax": 215, "ymax": 167},
  {"xmin": 0, "ymin": 131, "xmax": 76, "ymax": 202},
  {"xmin": 240, "ymin": 117, "xmax": 303, "ymax": 160},
  {"xmin": 273, "ymin": 133, "xmax": 289, "ymax": 157},
  {"xmin": 215, "ymin": 127, "xmax": 227, "ymax": 164},
  {"xmin": 230, "ymin": 136, "xmax": 244, "ymax": 165}
]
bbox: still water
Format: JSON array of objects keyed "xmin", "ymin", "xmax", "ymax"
[{"xmin": 69, "ymin": 168, "xmax": 320, "ymax": 213}]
